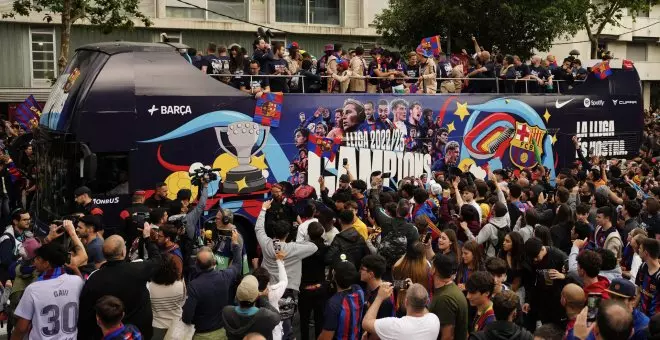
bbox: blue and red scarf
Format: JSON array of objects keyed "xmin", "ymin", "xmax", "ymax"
[{"xmin": 37, "ymin": 266, "xmax": 65, "ymax": 281}]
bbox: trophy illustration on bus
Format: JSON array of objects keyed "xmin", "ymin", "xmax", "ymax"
[{"xmin": 215, "ymin": 122, "xmax": 270, "ymax": 194}]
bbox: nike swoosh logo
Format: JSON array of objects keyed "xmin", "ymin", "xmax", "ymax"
[{"xmin": 555, "ymin": 99, "xmax": 574, "ymax": 109}]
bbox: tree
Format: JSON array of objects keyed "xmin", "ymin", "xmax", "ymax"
[
  {"xmin": 374, "ymin": 0, "xmax": 576, "ymax": 59},
  {"xmin": 4, "ymin": 0, "xmax": 153, "ymax": 73},
  {"xmin": 559, "ymin": 0, "xmax": 660, "ymax": 59}
]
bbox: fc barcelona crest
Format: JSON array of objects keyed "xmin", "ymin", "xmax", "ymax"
[{"xmin": 509, "ymin": 122, "xmax": 546, "ymax": 169}]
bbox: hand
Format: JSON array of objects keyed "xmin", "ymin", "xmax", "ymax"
[
  {"xmin": 572, "ymin": 135, "xmax": 580, "ymax": 149},
  {"xmin": 4, "ymin": 280, "xmax": 11, "ymax": 289},
  {"xmin": 573, "ymin": 237, "xmax": 588, "ymax": 249},
  {"xmin": 275, "ymin": 251, "xmax": 286, "ymax": 261},
  {"xmin": 538, "ymin": 192, "xmax": 546, "ymax": 205},
  {"xmin": 471, "ymin": 36, "xmax": 476, "ymax": 42},
  {"xmin": 442, "ymin": 189, "xmax": 451, "ymax": 199},
  {"xmin": 318, "ymin": 176, "xmax": 325, "ymax": 188},
  {"xmin": 142, "ymin": 222, "xmax": 152, "ymax": 238},
  {"xmin": 47, "ymin": 224, "xmax": 65, "ymax": 242},
  {"xmin": 376, "ymin": 282, "xmax": 393, "ymax": 301},
  {"xmin": 573, "ymin": 307, "xmax": 594, "ymax": 339},
  {"xmin": 62, "ymin": 220, "xmax": 75, "ymax": 236},
  {"xmin": 548, "ymin": 269, "xmax": 565, "ymax": 280},
  {"xmin": 255, "ymin": 91, "xmax": 264, "ymax": 99},
  {"xmin": 460, "ymin": 221, "xmax": 469, "ymax": 230},
  {"xmin": 231, "ymin": 229, "xmax": 240, "ymax": 245},
  {"xmin": 457, "ymin": 283, "xmax": 466, "ymax": 291},
  {"xmin": 343, "ymin": 162, "xmax": 350, "ymax": 171},
  {"xmin": 452, "ymin": 176, "xmax": 460, "ymax": 189},
  {"xmin": 263, "ymin": 199, "xmax": 273, "ymax": 210},
  {"xmin": 522, "ymin": 303, "xmax": 530, "ymax": 313}
]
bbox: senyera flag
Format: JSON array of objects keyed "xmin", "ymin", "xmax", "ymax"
[
  {"xmin": 420, "ymin": 35, "xmax": 442, "ymax": 57},
  {"xmin": 15, "ymin": 95, "xmax": 42, "ymax": 130},
  {"xmin": 308, "ymin": 134, "xmax": 342, "ymax": 162},
  {"xmin": 254, "ymin": 92, "xmax": 283, "ymax": 127}
]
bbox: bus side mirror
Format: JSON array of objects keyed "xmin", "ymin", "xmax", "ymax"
[{"xmin": 79, "ymin": 143, "xmax": 97, "ymax": 180}]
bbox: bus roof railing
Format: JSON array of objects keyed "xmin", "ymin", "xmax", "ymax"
[{"xmin": 209, "ymin": 73, "xmax": 586, "ymax": 94}]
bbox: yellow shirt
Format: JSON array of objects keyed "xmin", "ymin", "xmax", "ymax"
[{"xmin": 353, "ymin": 218, "xmax": 369, "ymax": 240}]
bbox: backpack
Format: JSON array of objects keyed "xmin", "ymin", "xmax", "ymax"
[
  {"xmin": 377, "ymin": 224, "xmax": 408, "ymax": 267},
  {"xmin": 491, "ymin": 222, "xmax": 512, "ymax": 255}
]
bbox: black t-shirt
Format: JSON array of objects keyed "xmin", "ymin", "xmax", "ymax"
[
  {"xmin": 268, "ymin": 58, "xmax": 289, "ymax": 92},
  {"xmin": 515, "ymin": 64, "xmax": 530, "ymax": 79},
  {"xmin": 529, "ymin": 65, "xmax": 550, "ymax": 93},
  {"xmin": 406, "ymin": 64, "xmax": 419, "ymax": 83},
  {"xmin": 482, "ymin": 62, "xmax": 496, "ymax": 92},
  {"xmin": 239, "ymin": 73, "xmax": 270, "ymax": 92},
  {"xmin": 438, "ymin": 61, "xmax": 453, "ymax": 79},
  {"xmin": 201, "ymin": 55, "xmax": 230, "ymax": 75},
  {"xmin": 368, "ymin": 60, "xmax": 381, "ymax": 85}
]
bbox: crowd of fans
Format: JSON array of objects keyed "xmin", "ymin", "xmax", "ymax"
[{"xmin": 186, "ymin": 36, "xmax": 592, "ymax": 95}]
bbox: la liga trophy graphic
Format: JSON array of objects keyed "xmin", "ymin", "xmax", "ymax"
[{"xmin": 215, "ymin": 122, "xmax": 270, "ymax": 194}]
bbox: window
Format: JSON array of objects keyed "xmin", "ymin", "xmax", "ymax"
[
  {"xmin": 627, "ymin": 43, "xmax": 648, "ymax": 61},
  {"xmin": 208, "ymin": 0, "xmax": 246, "ymax": 20},
  {"xmin": 277, "ymin": 0, "xmax": 339, "ymax": 25},
  {"xmin": 165, "ymin": 6, "xmax": 205, "ymax": 19},
  {"xmin": 162, "ymin": 32, "xmax": 182, "ymax": 43},
  {"xmin": 30, "ymin": 28, "xmax": 57, "ymax": 84},
  {"xmin": 310, "ymin": 0, "xmax": 339, "ymax": 24}
]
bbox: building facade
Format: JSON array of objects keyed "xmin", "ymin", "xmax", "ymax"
[
  {"xmin": 546, "ymin": 6, "xmax": 660, "ymax": 110},
  {"xmin": 0, "ymin": 0, "xmax": 387, "ymax": 111}
]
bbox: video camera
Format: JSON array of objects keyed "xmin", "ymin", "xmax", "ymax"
[
  {"xmin": 189, "ymin": 163, "xmax": 219, "ymax": 187},
  {"xmin": 168, "ymin": 213, "xmax": 187, "ymax": 229},
  {"xmin": 132, "ymin": 211, "xmax": 150, "ymax": 227}
]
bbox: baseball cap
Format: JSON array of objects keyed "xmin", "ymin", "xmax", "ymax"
[
  {"xmin": 287, "ymin": 42, "xmax": 299, "ymax": 49},
  {"xmin": 606, "ymin": 278, "xmax": 636, "ymax": 299},
  {"xmin": 74, "ymin": 186, "xmax": 91, "ymax": 197},
  {"xmin": 339, "ymin": 174, "xmax": 351, "ymax": 183},
  {"xmin": 22, "ymin": 238, "xmax": 41, "ymax": 260},
  {"xmin": 236, "ymin": 275, "xmax": 260, "ymax": 302},
  {"xmin": 324, "ymin": 44, "xmax": 334, "ymax": 52}
]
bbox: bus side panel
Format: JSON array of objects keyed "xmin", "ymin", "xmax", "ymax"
[{"xmin": 127, "ymin": 93, "xmax": 641, "ymax": 224}]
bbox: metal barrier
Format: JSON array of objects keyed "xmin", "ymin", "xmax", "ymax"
[{"xmin": 209, "ymin": 73, "xmax": 586, "ymax": 95}]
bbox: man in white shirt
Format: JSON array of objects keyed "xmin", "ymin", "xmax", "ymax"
[
  {"xmin": 362, "ymin": 282, "xmax": 440, "ymax": 340},
  {"xmin": 295, "ymin": 200, "xmax": 318, "ymax": 242},
  {"xmin": 12, "ymin": 241, "xmax": 85, "ymax": 340}
]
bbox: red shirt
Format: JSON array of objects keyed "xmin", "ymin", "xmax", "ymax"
[{"xmin": 583, "ymin": 275, "xmax": 611, "ymax": 300}]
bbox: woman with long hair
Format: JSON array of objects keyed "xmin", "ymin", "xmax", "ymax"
[
  {"xmin": 148, "ymin": 254, "xmax": 186, "ymax": 340},
  {"xmin": 229, "ymin": 44, "xmax": 247, "ymax": 88},
  {"xmin": 299, "ymin": 222, "xmax": 329, "ymax": 340},
  {"xmin": 456, "ymin": 240, "xmax": 484, "ymax": 292},
  {"xmin": 392, "ymin": 241, "xmax": 432, "ymax": 316},
  {"xmin": 550, "ymin": 203, "xmax": 575, "ymax": 254},
  {"xmin": 435, "ymin": 229, "xmax": 460, "ymax": 266},
  {"xmin": 498, "ymin": 231, "xmax": 525, "ymax": 292}
]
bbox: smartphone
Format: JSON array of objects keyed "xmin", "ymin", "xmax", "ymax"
[
  {"xmin": 392, "ymin": 280, "xmax": 410, "ymax": 290},
  {"xmin": 423, "ymin": 231, "xmax": 432, "ymax": 243},
  {"xmin": 587, "ymin": 293, "xmax": 602, "ymax": 323},
  {"xmin": 343, "ymin": 159, "xmax": 348, "ymax": 166},
  {"xmin": 273, "ymin": 239, "xmax": 282, "ymax": 252},
  {"xmin": 382, "ymin": 172, "xmax": 391, "ymax": 178}
]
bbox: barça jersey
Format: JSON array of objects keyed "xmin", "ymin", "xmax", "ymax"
[{"xmin": 636, "ymin": 263, "xmax": 660, "ymax": 317}]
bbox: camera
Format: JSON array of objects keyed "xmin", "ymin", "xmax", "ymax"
[
  {"xmin": 393, "ymin": 280, "xmax": 410, "ymax": 290},
  {"xmin": 131, "ymin": 211, "xmax": 150, "ymax": 228},
  {"xmin": 168, "ymin": 214, "xmax": 187, "ymax": 229},
  {"xmin": 189, "ymin": 163, "xmax": 219, "ymax": 186}
]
